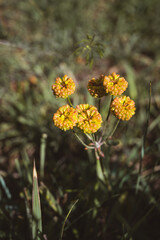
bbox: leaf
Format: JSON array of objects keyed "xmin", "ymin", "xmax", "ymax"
[
  {"xmin": 0, "ymin": 175, "xmax": 11, "ymax": 199},
  {"xmin": 40, "ymin": 182, "xmax": 62, "ymax": 215},
  {"xmin": 59, "ymin": 199, "xmax": 79, "ymax": 240},
  {"xmin": 32, "ymin": 161, "xmax": 42, "ymax": 240},
  {"xmin": 40, "ymin": 133, "xmax": 47, "ymax": 179},
  {"xmin": 123, "ymin": 62, "xmax": 138, "ymax": 99},
  {"xmin": 136, "ymin": 82, "xmax": 151, "ymax": 192}
]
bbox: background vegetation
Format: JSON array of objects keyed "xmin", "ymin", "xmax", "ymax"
[{"xmin": 0, "ymin": 0, "xmax": 160, "ymax": 239}]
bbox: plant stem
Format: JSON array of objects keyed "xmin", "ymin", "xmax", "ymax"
[
  {"xmin": 67, "ymin": 97, "xmax": 73, "ymax": 107},
  {"xmin": 98, "ymin": 98, "xmax": 101, "ymax": 113},
  {"xmin": 105, "ymin": 119, "xmax": 120, "ymax": 141},
  {"xmin": 73, "ymin": 131, "xmax": 94, "ymax": 149},
  {"xmin": 105, "ymin": 95, "xmax": 113, "ymax": 121},
  {"xmin": 102, "ymin": 95, "xmax": 113, "ymax": 137},
  {"xmin": 60, "ymin": 199, "xmax": 79, "ymax": 240},
  {"xmin": 95, "ymin": 150, "xmax": 112, "ymax": 191}
]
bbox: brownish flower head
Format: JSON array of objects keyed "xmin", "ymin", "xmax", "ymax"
[
  {"xmin": 87, "ymin": 75, "xmax": 107, "ymax": 98},
  {"xmin": 103, "ymin": 72, "xmax": 128, "ymax": 96},
  {"xmin": 53, "ymin": 105, "xmax": 78, "ymax": 131},
  {"xmin": 110, "ymin": 96, "xmax": 136, "ymax": 120},
  {"xmin": 52, "ymin": 75, "xmax": 75, "ymax": 98},
  {"xmin": 76, "ymin": 104, "xmax": 103, "ymax": 133}
]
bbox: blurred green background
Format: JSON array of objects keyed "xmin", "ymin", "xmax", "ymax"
[{"xmin": 0, "ymin": 0, "xmax": 160, "ymax": 239}]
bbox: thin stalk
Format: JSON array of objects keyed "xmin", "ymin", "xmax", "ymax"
[
  {"xmin": 59, "ymin": 199, "xmax": 79, "ymax": 240},
  {"xmin": 73, "ymin": 131, "xmax": 94, "ymax": 149},
  {"xmin": 102, "ymin": 95, "xmax": 113, "ymax": 137},
  {"xmin": 67, "ymin": 97, "xmax": 73, "ymax": 107},
  {"xmin": 136, "ymin": 82, "xmax": 151, "ymax": 193},
  {"xmin": 95, "ymin": 150, "xmax": 112, "ymax": 191},
  {"xmin": 98, "ymin": 98, "xmax": 101, "ymax": 113},
  {"xmin": 105, "ymin": 119, "xmax": 120, "ymax": 141},
  {"xmin": 85, "ymin": 133, "xmax": 93, "ymax": 141},
  {"xmin": 105, "ymin": 95, "xmax": 113, "ymax": 121}
]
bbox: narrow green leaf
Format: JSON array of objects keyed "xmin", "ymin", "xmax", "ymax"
[
  {"xmin": 96, "ymin": 158, "xmax": 104, "ymax": 182},
  {"xmin": 59, "ymin": 199, "xmax": 79, "ymax": 240},
  {"xmin": 22, "ymin": 149, "xmax": 32, "ymax": 184},
  {"xmin": 32, "ymin": 161, "xmax": 42, "ymax": 240},
  {"xmin": 0, "ymin": 175, "xmax": 11, "ymax": 199},
  {"xmin": 15, "ymin": 158, "xmax": 22, "ymax": 177},
  {"xmin": 136, "ymin": 82, "xmax": 151, "ymax": 192},
  {"xmin": 40, "ymin": 182, "xmax": 62, "ymax": 215},
  {"xmin": 24, "ymin": 188, "xmax": 32, "ymax": 239},
  {"xmin": 40, "ymin": 133, "xmax": 47, "ymax": 179},
  {"xmin": 123, "ymin": 62, "xmax": 138, "ymax": 99}
]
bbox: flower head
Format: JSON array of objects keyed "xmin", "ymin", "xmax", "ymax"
[
  {"xmin": 52, "ymin": 75, "xmax": 75, "ymax": 98},
  {"xmin": 87, "ymin": 75, "xmax": 107, "ymax": 98},
  {"xmin": 110, "ymin": 96, "xmax": 136, "ymax": 120},
  {"xmin": 53, "ymin": 105, "xmax": 78, "ymax": 131},
  {"xmin": 103, "ymin": 72, "xmax": 128, "ymax": 96},
  {"xmin": 76, "ymin": 104, "xmax": 102, "ymax": 133}
]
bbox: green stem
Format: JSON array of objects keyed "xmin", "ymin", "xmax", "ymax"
[
  {"xmin": 95, "ymin": 149, "xmax": 112, "ymax": 191},
  {"xmin": 102, "ymin": 96, "xmax": 113, "ymax": 137},
  {"xmin": 105, "ymin": 95, "xmax": 113, "ymax": 121},
  {"xmin": 67, "ymin": 97, "xmax": 73, "ymax": 107},
  {"xmin": 59, "ymin": 199, "xmax": 79, "ymax": 240},
  {"xmin": 98, "ymin": 98, "xmax": 101, "ymax": 113},
  {"xmin": 85, "ymin": 133, "xmax": 93, "ymax": 141},
  {"xmin": 105, "ymin": 119, "xmax": 120, "ymax": 141},
  {"xmin": 73, "ymin": 131, "xmax": 94, "ymax": 149}
]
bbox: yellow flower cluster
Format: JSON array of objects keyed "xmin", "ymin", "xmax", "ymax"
[
  {"xmin": 103, "ymin": 72, "xmax": 128, "ymax": 96},
  {"xmin": 53, "ymin": 105, "xmax": 78, "ymax": 131},
  {"xmin": 53, "ymin": 104, "xmax": 102, "ymax": 133},
  {"xmin": 110, "ymin": 96, "xmax": 136, "ymax": 121},
  {"xmin": 76, "ymin": 104, "xmax": 102, "ymax": 133},
  {"xmin": 87, "ymin": 75, "xmax": 107, "ymax": 98},
  {"xmin": 52, "ymin": 72, "xmax": 135, "ymax": 134},
  {"xmin": 52, "ymin": 75, "xmax": 75, "ymax": 98},
  {"xmin": 88, "ymin": 72, "xmax": 128, "ymax": 97}
]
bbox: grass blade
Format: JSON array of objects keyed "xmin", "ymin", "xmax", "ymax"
[
  {"xmin": 123, "ymin": 62, "xmax": 138, "ymax": 99},
  {"xmin": 40, "ymin": 182, "xmax": 62, "ymax": 215},
  {"xmin": 22, "ymin": 149, "xmax": 32, "ymax": 184},
  {"xmin": 40, "ymin": 133, "xmax": 47, "ymax": 179},
  {"xmin": 59, "ymin": 199, "xmax": 79, "ymax": 240},
  {"xmin": 0, "ymin": 175, "xmax": 11, "ymax": 199},
  {"xmin": 136, "ymin": 82, "xmax": 151, "ymax": 192},
  {"xmin": 32, "ymin": 161, "xmax": 42, "ymax": 240}
]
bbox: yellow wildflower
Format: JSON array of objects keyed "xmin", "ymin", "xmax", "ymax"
[
  {"xmin": 87, "ymin": 75, "xmax": 107, "ymax": 98},
  {"xmin": 52, "ymin": 75, "xmax": 75, "ymax": 98},
  {"xmin": 110, "ymin": 96, "xmax": 136, "ymax": 120},
  {"xmin": 103, "ymin": 72, "xmax": 128, "ymax": 96},
  {"xmin": 53, "ymin": 105, "xmax": 78, "ymax": 131},
  {"xmin": 76, "ymin": 104, "xmax": 102, "ymax": 133}
]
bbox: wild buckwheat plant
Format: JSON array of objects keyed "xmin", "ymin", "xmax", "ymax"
[{"xmin": 52, "ymin": 73, "xmax": 136, "ymax": 187}]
